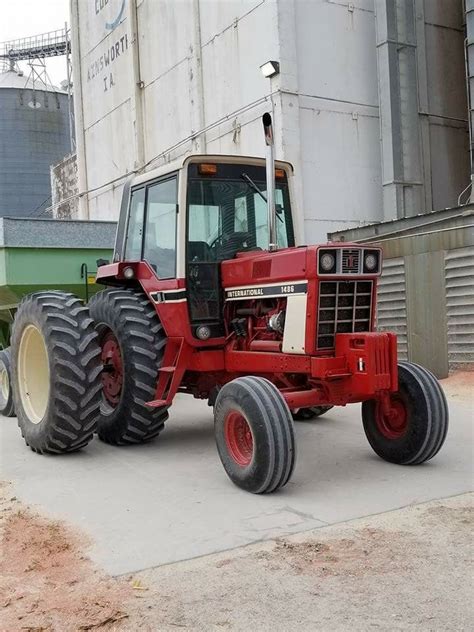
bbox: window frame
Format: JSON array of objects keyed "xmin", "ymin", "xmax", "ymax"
[
  {"xmin": 124, "ymin": 172, "xmax": 179, "ymax": 277},
  {"xmin": 185, "ymin": 170, "xmax": 295, "ymax": 261},
  {"xmin": 123, "ymin": 185, "xmax": 146, "ymax": 262},
  {"xmin": 142, "ymin": 173, "xmax": 179, "ymax": 279}
]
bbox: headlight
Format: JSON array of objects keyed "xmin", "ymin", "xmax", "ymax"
[
  {"xmin": 364, "ymin": 253, "xmax": 378, "ymax": 272},
  {"xmin": 320, "ymin": 252, "xmax": 336, "ymax": 272},
  {"xmin": 196, "ymin": 325, "xmax": 211, "ymax": 340}
]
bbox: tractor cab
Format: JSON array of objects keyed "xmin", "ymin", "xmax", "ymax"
[{"xmin": 105, "ymin": 154, "xmax": 299, "ymax": 340}]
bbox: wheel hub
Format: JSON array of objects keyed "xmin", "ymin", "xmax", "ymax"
[
  {"xmin": 224, "ymin": 411, "xmax": 254, "ymax": 466},
  {"xmin": 100, "ymin": 331, "xmax": 123, "ymax": 407},
  {"xmin": 375, "ymin": 395, "xmax": 408, "ymax": 440}
]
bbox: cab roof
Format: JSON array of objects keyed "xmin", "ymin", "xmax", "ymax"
[{"xmin": 131, "ymin": 154, "xmax": 294, "ymax": 187}]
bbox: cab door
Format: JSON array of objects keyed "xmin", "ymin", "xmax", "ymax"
[{"xmin": 121, "ymin": 174, "xmax": 179, "ymax": 280}]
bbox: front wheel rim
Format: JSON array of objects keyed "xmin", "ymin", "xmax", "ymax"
[
  {"xmin": 224, "ymin": 411, "xmax": 254, "ymax": 466},
  {"xmin": 375, "ymin": 395, "xmax": 408, "ymax": 440}
]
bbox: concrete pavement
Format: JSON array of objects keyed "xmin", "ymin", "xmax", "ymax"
[{"xmin": 1, "ymin": 388, "xmax": 472, "ymax": 576}]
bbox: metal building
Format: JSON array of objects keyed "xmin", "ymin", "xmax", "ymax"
[
  {"xmin": 0, "ymin": 69, "xmax": 71, "ymax": 217},
  {"xmin": 69, "ymin": 0, "xmax": 469, "ymax": 239},
  {"xmin": 329, "ymin": 207, "xmax": 474, "ymax": 377}
]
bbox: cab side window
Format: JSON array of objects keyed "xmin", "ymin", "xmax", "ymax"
[
  {"xmin": 124, "ymin": 188, "xmax": 145, "ymax": 260},
  {"xmin": 143, "ymin": 177, "xmax": 178, "ymax": 279}
]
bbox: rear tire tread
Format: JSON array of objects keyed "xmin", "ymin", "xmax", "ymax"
[
  {"xmin": 11, "ymin": 292, "xmax": 102, "ymax": 454},
  {"xmin": 88, "ymin": 287, "xmax": 169, "ymax": 445}
]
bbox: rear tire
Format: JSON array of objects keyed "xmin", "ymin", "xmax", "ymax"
[
  {"xmin": 11, "ymin": 292, "xmax": 102, "ymax": 453},
  {"xmin": 362, "ymin": 361, "xmax": 448, "ymax": 465},
  {"xmin": 88, "ymin": 287, "xmax": 169, "ymax": 445},
  {"xmin": 214, "ymin": 376, "xmax": 296, "ymax": 494},
  {"xmin": 292, "ymin": 405, "xmax": 333, "ymax": 421},
  {"xmin": 0, "ymin": 348, "xmax": 15, "ymax": 417}
]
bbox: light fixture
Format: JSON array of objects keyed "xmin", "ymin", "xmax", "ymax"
[
  {"xmin": 196, "ymin": 325, "xmax": 211, "ymax": 340},
  {"xmin": 123, "ymin": 266, "xmax": 135, "ymax": 279},
  {"xmin": 364, "ymin": 252, "xmax": 378, "ymax": 272},
  {"xmin": 198, "ymin": 163, "xmax": 217, "ymax": 175},
  {"xmin": 320, "ymin": 252, "xmax": 336, "ymax": 272},
  {"xmin": 260, "ymin": 60, "xmax": 280, "ymax": 79}
]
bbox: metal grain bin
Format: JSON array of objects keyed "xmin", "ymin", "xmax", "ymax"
[{"xmin": 0, "ymin": 70, "xmax": 70, "ymax": 217}]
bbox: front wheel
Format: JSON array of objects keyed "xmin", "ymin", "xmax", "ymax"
[
  {"xmin": 214, "ymin": 377, "xmax": 296, "ymax": 494},
  {"xmin": 362, "ymin": 361, "xmax": 448, "ymax": 465}
]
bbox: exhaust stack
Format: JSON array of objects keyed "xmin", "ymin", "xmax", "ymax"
[{"xmin": 262, "ymin": 112, "xmax": 277, "ymax": 251}]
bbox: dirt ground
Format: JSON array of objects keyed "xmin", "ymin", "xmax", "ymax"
[
  {"xmin": 116, "ymin": 494, "xmax": 474, "ymax": 631},
  {"xmin": 439, "ymin": 370, "xmax": 474, "ymax": 404},
  {"xmin": 1, "ymin": 481, "xmax": 472, "ymax": 631},
  {"xmin": 0, "ymin": 481, "xmax": 132, "ymax": 631}
]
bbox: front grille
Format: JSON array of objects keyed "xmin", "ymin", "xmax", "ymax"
[
  {"xmin": 317, "ymin": 280, "xmax": 373, "ymax": 349},
  {"xmin": 341, "ymin": 249, "xmax": 360, "ymax": 274}
]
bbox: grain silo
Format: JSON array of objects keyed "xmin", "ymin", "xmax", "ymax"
[{"xmin": 0, "ymin": 69, "xmax": 71, "ymax": 217}]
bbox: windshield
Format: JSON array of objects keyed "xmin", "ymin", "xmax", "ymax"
[{"xmin": 187, "ymin": 163, "xmax": 295, "ymax": 262}]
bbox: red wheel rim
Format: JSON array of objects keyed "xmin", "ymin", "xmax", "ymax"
[
  {"xmin": 224, "ymin": 411, "xmax": 254, "ymax": 466},
  {"xmin": 375, "ymin": 395, "xmax": 408, "ymax": 440},
  {"xmin": 100, "ymin": 330, "xmax": 123, "ymax": 407}
]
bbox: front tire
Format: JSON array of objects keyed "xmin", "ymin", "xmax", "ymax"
[
  {"xmin": 362, "ymin": 361, "xmax": 448, "ymax": 465},
  {"xmin": 88, "ymin": 287, "xmax": 169, "ymax": 445},
  {"xmin": 11, "ymin": 292, "xmax": 102, "ymax": 453},
  {"xmin": 214, "ymin": 376, "xmax": 296, "ymax": 494},
  {"xmin": 0, "ymin": 348, "xmax": 15, "ymax": 417}
]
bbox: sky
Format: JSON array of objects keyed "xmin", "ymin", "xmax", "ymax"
[{"xmin": 0, "ymin": 0, "xmax": 70, "ymax": 87}]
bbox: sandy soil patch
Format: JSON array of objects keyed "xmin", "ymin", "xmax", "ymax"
[
  {"xmin": 0, "ymin": 482, "xmax": 132, "ymax": 631},
  {"xmin": 440, "ymin": 371, "xmax": 473, "ymax": 404}
]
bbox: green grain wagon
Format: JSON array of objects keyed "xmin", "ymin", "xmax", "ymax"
[{"xmin": 0, "ymin": 217, "xmax": 116, "ymax": 416}]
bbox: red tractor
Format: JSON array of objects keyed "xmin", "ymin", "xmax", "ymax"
[{"xmin": 11, "ymin": 114, "xmax": 448, "ymax": 494}]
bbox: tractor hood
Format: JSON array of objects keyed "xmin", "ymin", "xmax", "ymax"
[{"xmin": 221, "ymin": 243, "xmax": 382, "ymax": 289}]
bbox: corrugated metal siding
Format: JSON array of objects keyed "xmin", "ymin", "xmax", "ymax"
[
  {"xmin": 376, "ymin": 257, "xmax": 408, "ymax": 360},
  {"xmin": 445, "ymin": 246, "xmax": 474, "ymax": 368},
  {"xmin": 0, "ymin": 84, "xmax": 70, "ymax": 217}
]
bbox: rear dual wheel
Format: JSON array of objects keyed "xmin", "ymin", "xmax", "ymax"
[
  {"xmin": 0, "ymin": 348, "xmax": 15, "ymax": 417},
  {"xmin": 88, "ymin": 287, "xmax": 169, "ymax": 445},
  {"xmin": 214, "ymin": 377, "xmax": 296, "ymax": 494},
  {"xmin": 362, "ymin": 361, "xmax": 448, "ymax": 465},
  {"xmin": 11, "ymin": 292, "xmax": 102, "ymax": 453}
]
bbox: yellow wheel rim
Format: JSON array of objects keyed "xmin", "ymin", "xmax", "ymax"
[
  {"xmin": 0, "ymin": 364, "xmax": 9, "ymax": 401},
  {"xmin": 18, "ymin": 325, "xmax": 50, "ymax": 424}
]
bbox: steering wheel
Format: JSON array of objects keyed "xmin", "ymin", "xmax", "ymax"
[{"xmin": 209, "ymin": 231, "xmax": 252, "ymax": 254}]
